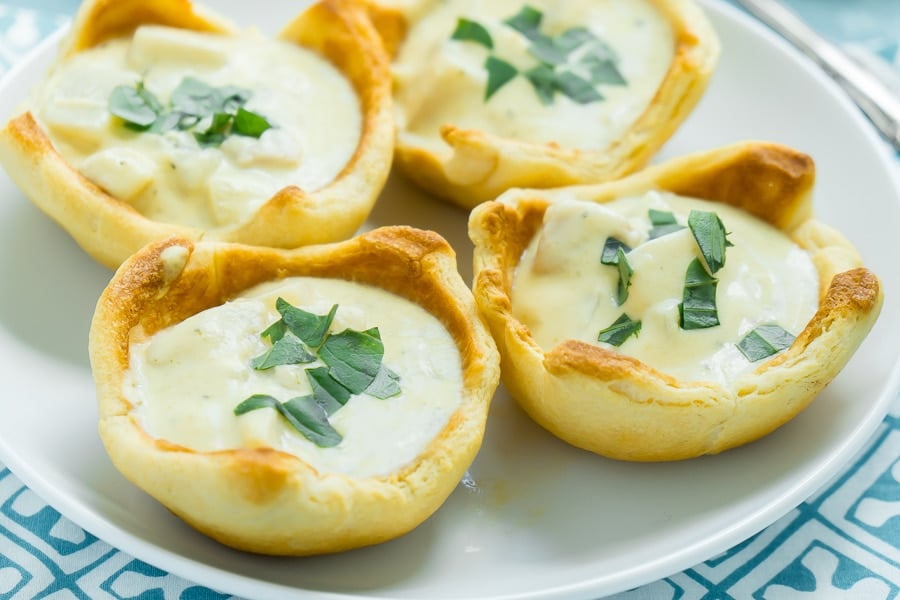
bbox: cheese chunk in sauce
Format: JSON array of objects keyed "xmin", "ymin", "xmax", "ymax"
[
  {"xmin": 33, "ymin": 26, "xmax": 361, "ymax": 229},
  {"xmin": 125, "ymin": 277, "xmax": 464, "ymax": 478},
  {"xmin": 512, "ymin": 193, "xmax": 820, "ymax": 384},
  {"xmin": 393, "ymin": 0, "xmax": 674, "ymax": 153}
]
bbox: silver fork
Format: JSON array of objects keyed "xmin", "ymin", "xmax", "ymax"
[{"xmin": 734, "ymin": 0, "xmax": 900, "ymax": 152}]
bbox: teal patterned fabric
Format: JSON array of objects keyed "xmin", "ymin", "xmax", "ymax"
[{"xmin": 0, "ymin": 1, "xmax": 898, "ymax": 599}]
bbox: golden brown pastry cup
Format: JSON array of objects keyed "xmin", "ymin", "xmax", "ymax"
[
  {"xmin": 88, "ymin": 226, "xmax": 500, "ymax": 555},
  {"xmin": 468, "ymin": 141, "xmax": 883, "ymax": 461},
  {"xmin": 369, "ymin": 0, "xmax": 720, "ymax": 208},
  {"xmin": 0, "ymin": 0, "xmax": 394, "ymax": 269}
]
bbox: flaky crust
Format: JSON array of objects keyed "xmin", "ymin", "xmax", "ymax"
[
  {"xmin": 368, "ymin": 0, "xmax": 719, "ymax": 208},
  {"xmin": 468, "ymin": 141, "xmax": 883, "ymax": 461},
  {"xmin": 0, "ymin": 0, "xmax": 394, "ymax": 269},
  {"xmin": 88, "ymin": 227, "xmax": 500, "ymax": 554}
]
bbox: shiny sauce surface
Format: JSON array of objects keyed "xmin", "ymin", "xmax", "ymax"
[
  {"xmin": 512, "ymin": 193, "xmax": 819, "ymax": 384},
  {"xmin": 125, "ymin": 277, "xmax": 464, "ymax": 478}
]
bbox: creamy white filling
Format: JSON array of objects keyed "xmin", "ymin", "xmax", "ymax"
[
  {"xmin": 393, "ymin": 0, "xmax": 674, "ymax": 153},
  {"xmin": 125, "ymin": 277, "xmax": 464, "ymax": 478},
  {"xmin": 512, "ymin": 192, "xmax": 820, "ymax": 384},
  {"xmin": 34, "ymin": 25, "xmax": 361, "ymax": 229}
]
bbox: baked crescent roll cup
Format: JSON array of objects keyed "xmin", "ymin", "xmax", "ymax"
[
  {"xmin": 468, "ymin": 142, "xmax": 883, "ymax": 461},
  {"xmin": 0, "ymin": 0, "xmax": 394, "ymax": 269},
  {"xmin": 89, "ymin": 227, "xmax": 500, "ymax": 555},
  {"xmin": 369, "ymin": 0, "xmax": 719, "ymax": 208}
]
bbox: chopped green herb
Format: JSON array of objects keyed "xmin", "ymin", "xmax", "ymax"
[
  {"xmin": 648, "ymin": 209, "xmax": 686, "ymax": 239},
  {"xmin": 250, "ymin": 335, "xmax": 316, "ymax": 370},
  {"xmin": 688, "ymin": 210, "xmax": 732, "ymax": 274},
  {"xmin": 236, "ymin": 300, "xmax": 402, "ymax": 446},
  {"xmin": 601, "ymin": 237, "xmax": 631, "ymax": 265},
  {"xmin": 554, "ymin": 70, "xmax": 603, "ymax": 104},
  {"xmin": 306, "ymin": 366, "xmax": 352, "ymax": 415},
  {"xmin": 319, "ymin": 327, "xmax": 385, "ymax": 394},
  {"xmin": 451, "ymin": 18, "xmax": 494, "ymax": 49},
  {"xmin": 554, "ymin": 26, "xmax": 595, "ymax": 53},
  {"xmin": 649, "ymin": 209, "xmax": 677, "ymax": 226},
  {"xmin": 583, "ymin": 54, "xmax": 626, "ymax": 85},
  {"xmin": 108, "ymin": 82, "xmax": 163, "ymax": 129},
  {"xmin": 147, "ymin": 111, "xmax": 186, "ymax": 134},
  {"xmin": 261, "ymin": 319, "xmax": 288, "ymax": 343},
  {"xmin": 234, "ymin": 394, "xmax": 342, "ymax": 448},
  {"xmin": 193, "ymin": 112, "xmax": 232, "ymax": 147},
  {"xmin": 366, "ymin": 364, "xmax": 402, "ymax": 399},
  {"xmin": 736, "ymin": 324, "xmax": 796, "ymax": 362},
  {"xmin": 597, "ymin": 313, "xmax": 642, "ymax": 346},
  {"xmin": 108, "ymin": 77, "xmax": 271, "ymax": 146},
  {"xmin": 233, "ymin": 107, "xmax": 273, "ymax": 137},
  {"xmin": 484, "ymin": 56, "xmax": 519, "ymax": 100},
  {"xmin": 615, "ymin": 247, "xmax": 633, "ymax": 306},
  {"xmin": 503, "ymin": 5, "xmax": 543, "ymax": 39},
  {"xmin": 679, "ymin": 258, "xmax": 719, "ymax": 330},
  {"xmin": 523, "ymin": 63, "xmax": 557, "ymax": 105},
  {"xmin": 278, "ymin": 299, "xmax": 337, "ymax": 348},
  {"xmin": 527, "ymin": 35, "xmax": 569, "ymax": 66},
  {"xmin": 452, "ymin": 6, "xmax": 626, "ymax": 105}
]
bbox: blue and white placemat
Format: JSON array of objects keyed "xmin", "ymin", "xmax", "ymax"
[{"xmin": 0, "ymin": 1, "xmax": 898, "ymax": 598}]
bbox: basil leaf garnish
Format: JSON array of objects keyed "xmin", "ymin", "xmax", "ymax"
[
  {"xmin": 554, "ymin": 27, "xmax": 595, "ymax": 53},
  {"xmin": 233, "ymin": 107, "xmax": 273, "ymax": 138},
  {"xmin": 736, "ymin": 324, "xmax": 796, "ymax": 362},
  {"xmin": 250, "ymin": 335, "xmax": 316, "ymax": 370},
  {"xmin": 451, "ymin": 18, "xmax": 494, "ymax": 49},
  {"xmin": 109, "ymin": 77, "xmax": 269, "ymax": 146},
  {"xmin": 484, "ymin": 56, "xmax": 519, "ymax": 100},
  {"xmin": 319, "ymin": 327, "xmax": 384, "ymax": 394},
  {"xmin": 306, "ymin": 366, "xmax": 351, "ymax": 415},
  {"xmin": 237, "ymin": 299, "xmax": 402, "ymax": 447},
  {"xmin": 234, "ymin": 394, "xmax": 342, "ymax": 448},
  {"xmin": 503, "ymin": 5, "xmax": 543, "ymax": 39},
  {"xmin": 453, "ymin": 5, "xmax": 626, "ymax": 106},
  {"xmin": 524, "ymin": 64, "xmax": 556, "ymax": 105},
  {"xmin": 108, "ymin": 83, "xmax": 162, "ymax": 128},
  {"xmin": 688, "ymin": 210, "xmax": 732, "ymax": 274},
  {"xmin": 587, "ymin": 59, "xmax": 626, "ymax": 86},
  {"xmin": 615, "ymin": 247, "xmax": 633, "ymax": 306},
  {"xmin": 278, "ymin": 299, "xmax": 337, "ymax": 348},
  {"xmin": 555, "ymin": 70, "xmax": 603, "ymax": 104},
  {"xmin": 679, "ymin": 258, "xmax": 719, "ymax": 330},
  {"xmin": 528, "ymin": 36, "xmax": 569, "ymax": 66},
  {"xmin": 261, "ymin": 319, "xmax": 287, "ymax": 343},
  {"xmin": 597, "ymin": 313, "xmax": 642, "ymax": 346},
  {"xmin": 649, "ymin": 209, "xmax": 677, "ymax": 226},
  {"xmin": 601, "ymin": 237, "xmax": 631, "ymax": 265},
  {"xmin": 648, "ymin": 209, "xmax": 686, "ymax": 239},
  {"xmin": 282, "ymin": 395, "xmax": 343, "ymax": 447},
  {"xmin": 366, "ymin": 364, "xmax": 402, "ymax": 399}
]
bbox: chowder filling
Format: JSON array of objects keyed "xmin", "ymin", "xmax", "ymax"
[
  {"xmin": 512, "ymin": 192, "xmax": 820, "ymax": 384},
  {"xmin": 33, "ymin": 25, "xmax": 361, "ymax": 229},
  {"xmin": 393, "ymin": 0, "xmax": 674, "ymax": 153},
  {"xmin": 125, "ymin": 277, "xmax": 464, "ymax": 478}
]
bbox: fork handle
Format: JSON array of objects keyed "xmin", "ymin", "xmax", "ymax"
[{"xmin": 736, "ymin": 0, "xmax": 900, "ymax": 151}]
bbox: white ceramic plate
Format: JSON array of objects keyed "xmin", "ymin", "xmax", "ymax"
[{"xmin": 1, "ymin": 1, "xmax": 898, "ymax": 599}]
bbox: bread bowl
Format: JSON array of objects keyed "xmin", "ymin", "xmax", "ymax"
[
  {"xmin": 0, "ymin": 0, "xmax": 394, "ymax": 269},
  {"xmin": 468, "ymin": 141, "xmax": 883, "ymax": 461},
  {"xmin": 88, "ymin": 226, "xmax": 500, "ymax": 555},
  {"xmin": 369, "ymin": 0, "xmax": 719, "ymax": 208}
]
